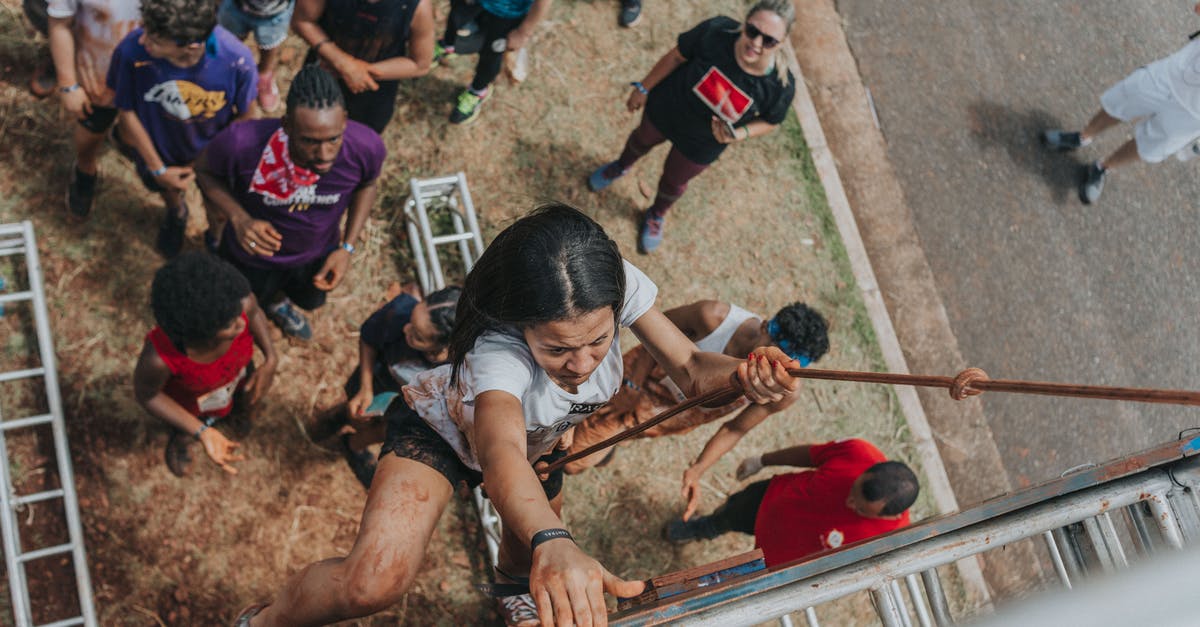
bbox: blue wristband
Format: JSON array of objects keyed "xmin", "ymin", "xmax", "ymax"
[
  {"xmin": 630, "ymin": 81, "xmax": 649, "ymax": 95},
  {"xmin": 340, "ymin": 241, "xmax": 356, "ymax": 254},
  {"xmin": 150, "ymin": 165, "xmax": 168, "ymax": 178}
]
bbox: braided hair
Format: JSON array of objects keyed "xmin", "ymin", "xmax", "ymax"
[{"xmin": 286, "ymin": 64, "xmax": 346, "ymax": 113}]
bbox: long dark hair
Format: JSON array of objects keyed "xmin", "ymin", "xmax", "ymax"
[{"xmin": 448, "ymin": 204, "xmax": 626, "ymax": 384}]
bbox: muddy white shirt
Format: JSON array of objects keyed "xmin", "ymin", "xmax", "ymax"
[{"xmin": 403, "ymin": 260, "xmax": 658, "ymax": 471}]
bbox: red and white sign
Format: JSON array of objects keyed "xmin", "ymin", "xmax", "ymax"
[{"xmin": 692, "ymin": 67, "xmax": 754, "ymax": 123}]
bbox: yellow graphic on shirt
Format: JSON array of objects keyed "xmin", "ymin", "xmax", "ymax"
[{"xmin": 143, "ymin": 80, "xmax": 227, "ymax": 121}]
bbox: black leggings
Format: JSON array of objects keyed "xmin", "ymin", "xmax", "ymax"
[
  {"xmin": 441, "ymin": 1, "xmax": 524, "ymax": 92},
  {"xmin": 710, "ymin": 479, "xmax": 771, "ymax": 535}
]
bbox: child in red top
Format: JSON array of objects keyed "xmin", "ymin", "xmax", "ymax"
[
  {"xmin": 133, "ymin": 252, "xmax": 278, "ymax": 477},
  {"xmin": 665, "ymin": 438, "xmax": 918, "ymax": 567}
]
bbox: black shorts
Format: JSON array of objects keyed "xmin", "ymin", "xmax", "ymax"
[
  {"xmin": 79, "ymin": 105, "xmax": 118, "ymax": 135},
  {"xmin": 219, "ymin": 248, "xmax": 331, "ymax": 311},
  {"xmin": 380, "ymin": 398, "xmax": 565, "ymax": 500}
]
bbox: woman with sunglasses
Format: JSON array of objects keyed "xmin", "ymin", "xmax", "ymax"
[{"xmin": 588, "ymin": 0, "xmax": 796, "ymax": 254}]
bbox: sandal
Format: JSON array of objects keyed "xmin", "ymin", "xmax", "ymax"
[{"xmin": 232, "ymin": 603, "xmax": 266, "ymax": 626}]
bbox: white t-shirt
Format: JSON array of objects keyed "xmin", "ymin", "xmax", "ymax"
[
  {"xmin": 403, "ymin": 260, "xmax": 659, "ymax": 471},
  {"xmin": 46, "ymin": 0, "xmax": 141, "ymax": 103},
  {"xmin": 1148, "ymin": 37, "xmax": 1200, "ymax": 119}
]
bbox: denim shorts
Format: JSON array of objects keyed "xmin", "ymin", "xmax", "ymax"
[{"xmin": 218, "ymin": 0, "xmax": 294, "ymax": 49}]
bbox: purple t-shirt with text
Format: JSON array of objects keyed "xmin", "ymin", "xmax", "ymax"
[
  {"xmin": 107, "ymin": 26, "xmax": 257, "ymax": 166},
  {"xmin": 206, "ymin": 118, "xmax": 387, "ymax": 269}
]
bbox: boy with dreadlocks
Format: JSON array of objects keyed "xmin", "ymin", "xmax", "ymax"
[
  {"xmin": 107, "ymin": 0, "xmax": 257, "ymax": 257},
  {"xmin": 196, "ymin": 64, "xmax": 387, "ymax": 340},
  {"xmin": 134, "ymin": 252, "xmax": 279, "ymax": 477}
]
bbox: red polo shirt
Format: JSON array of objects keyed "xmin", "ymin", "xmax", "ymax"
[{"xmin": 754, "ymin": 439, "xmax": 910, "ymax": 566}]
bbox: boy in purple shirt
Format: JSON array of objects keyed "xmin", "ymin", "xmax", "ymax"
[
  {"xmin": 107, "ymin": 0, "xmax": 257, "ymax": 257},
  {"xmin": 196, "ymin": 65, "xmax": 386, "ymax": 340}
]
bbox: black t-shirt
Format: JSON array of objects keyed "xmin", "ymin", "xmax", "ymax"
[
  {"xmin": 645, "ymin": 16, "xmax": 796, "ymax": 165},
  {"xmin": 318, "ymin": 0, "xmax": 419, "ymax": 64}
]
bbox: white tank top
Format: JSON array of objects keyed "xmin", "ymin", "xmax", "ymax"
[{"xmin": 659, "ymin": 303, "xmax": 762, "ymax": 402}]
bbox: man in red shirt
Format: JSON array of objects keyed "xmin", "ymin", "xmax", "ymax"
[{"xmin": 665, "ymin": 438, "xmax": 917, "ymax": 567}]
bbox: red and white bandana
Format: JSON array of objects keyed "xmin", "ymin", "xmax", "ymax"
[{"xmin": 249, "ymin": 128, "xmax": 320, "ymax": 201}]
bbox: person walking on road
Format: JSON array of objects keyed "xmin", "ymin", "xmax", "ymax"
[{"xmin": 1043, "ymin": 2, "xmax": 1200, "ymax": 205}]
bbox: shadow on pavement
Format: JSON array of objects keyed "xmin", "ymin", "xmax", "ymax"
[{"xmin": 967, "ymin": 101, "xmax": 1088, "ymax": 206}]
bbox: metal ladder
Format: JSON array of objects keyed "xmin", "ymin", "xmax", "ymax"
[
  {"xmin": 0, "ymin": 222, "xmax": 97, "ymax": 626},
  {"xmin": 401, "ymin": 175, "xmax": 504, "ymax": 566}
]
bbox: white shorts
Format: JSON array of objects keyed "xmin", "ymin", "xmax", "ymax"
[{"xmin": 1101, "ymin": 66, "xmax": 1200, "ymax": 163}]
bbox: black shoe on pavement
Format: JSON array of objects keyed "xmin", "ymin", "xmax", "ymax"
[
  {"xmin": 1041, "ymin": 129, "xmax": 1084, "ymax": 151},
  {"xmin": 1079, "ymin": 162, "xmax": 1106, "ymax": 205},
  {"xmin": 66, "ymin": 166, "xmax": 98, "ymax": 219},
  {"xmin": 156, "ymin": 205, "xmax": 187, "ymax": 257},
  {"xmin": 619, "ymin": 0, "xmax": 642, "ymax": 27}
]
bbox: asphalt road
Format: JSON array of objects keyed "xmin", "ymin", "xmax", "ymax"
[{"xmin": 837, "ymin": 0, "xmax": 1200, "ymax": 486}]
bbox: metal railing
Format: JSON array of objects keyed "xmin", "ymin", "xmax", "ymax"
[{"xmin": 610, "ymin": 436, "xmax": 1200, "ymax": 626}]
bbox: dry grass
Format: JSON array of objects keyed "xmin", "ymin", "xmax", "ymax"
[{"xmin": 0, "ymin": 0, "xmax": 959, "ymax": 624}]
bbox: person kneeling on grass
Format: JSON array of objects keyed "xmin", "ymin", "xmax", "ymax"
[
  {"xmin": 337, "ymin": 284, "xmax": 461, "ymax": 489},
  {"xmin": 196, "ymin": 64, "xmax": 386, "ymax": 340},
  {"xmin": 587, "ymin": 0, "xmax": 797, "ymax": 254},
  {"xmin": 107, "ymin": 0, "xmax": 257, "ymax": 257},
  {"xmin": 665, "ymin": 438, "xmax": 917, "ymax": 567},
  {"xmin": 133, "ymin": 252, "xmax": 279, "ymax": 477}
]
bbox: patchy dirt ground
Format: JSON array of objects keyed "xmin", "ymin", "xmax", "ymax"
[{"xmin": 0, "ymin": 0, "xmax": 951, "ymax": 624}]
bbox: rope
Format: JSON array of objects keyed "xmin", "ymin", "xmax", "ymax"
[{"xmin": 541, "ymin": 366, "xmax": 1200, "ymax": 475}]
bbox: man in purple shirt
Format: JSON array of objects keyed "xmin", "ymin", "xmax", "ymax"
[
  {"xmin": 196, "ymin": 65, "xmax": 387, "ymax": 340},
  {"xmin": 107, "ymin": 0, "xmax": 257, "ymax": 257}
]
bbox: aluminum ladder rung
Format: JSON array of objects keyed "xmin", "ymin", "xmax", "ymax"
[
  {"xmin": 17, "ymin": 542, "xmax": 75, "ymax": 563},
  {"xmin": 0, "ymin": 367, "xmax": 47, "ymax": 383},
  {"xmin": 13, "ymin": 489, "xmax": 65, "ymax": 507},
  {"xmin": 38, "ymin": 617, "xmax": 86, "ymax": 627},
  {"xmin": 1, "ymin": 414, "xmax": 54, "ymax": 431},
  {"xmin": 0, "ymin": 290, "xmax": 34, "ymax": 304},
  {"xmin": 429, "ymin": 233, "xmax": 476, "ymax": 245}
]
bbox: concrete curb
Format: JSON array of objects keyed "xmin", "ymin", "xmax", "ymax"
[{"xmin": 780, "ymin": 38, "xmax": 995, "ymax": 609}]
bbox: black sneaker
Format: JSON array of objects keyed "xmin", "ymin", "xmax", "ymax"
[
  {"xmin": 165, "ymin": 431, "xmax": 193, "ymax": 477},
  {"xmin": 1079, "ymin": 162, "xmax": 1106, "ymax": 205},
  {"xmin": 663, "ymin": 515, "xmax": 722, "ymax": 545},
  {"xmin": 66, "ymin": 166, "xmax": 97, "ymax": 219},
  {"xmin": 1041, "ymin": 129, "xmax": 1083, "ymax": 151},
  {"xmin": 619, "ymin": 0, "xmax": 642, "ymax": 27},
  {"xmin": 341, "ymin": 435, "xmax": 377, "ymax": 489},
  {"xmin": 156, "ymin": 205, "xmax": 188, "ymax": 258}
]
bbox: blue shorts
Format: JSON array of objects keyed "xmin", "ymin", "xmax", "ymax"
[{"xmin": 218, "ymin": 0, "xmax": 294, "ymax": 49}]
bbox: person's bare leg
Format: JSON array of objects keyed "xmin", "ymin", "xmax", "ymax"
[
  {"xmin": 1098, "ymin": 138, "xmax": 1140, "ymax": 171},
  {"xmin": 258, "ymin": 44, "xmax": 281, "ymax": 76},
  {"xmin": 496, "ymin": 491, "xmax": 564, "ymax": 576},
  {"xmin": 1081, "ymin": 109, "xmax": 1121, "ymax": 142},
  {"xmin": 249, "ymin": 455, "xmax": 454, "ymax": 626},
  {"xmin": 74, "ymin": 126, "xmax": 105, "ymax": 175}
]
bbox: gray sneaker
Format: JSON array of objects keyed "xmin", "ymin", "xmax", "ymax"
[
  {"xmin": 1079, "ymin": 162, "xmax": 1106, "ymax": 205},
  {"xmin": 266, "ymin": 299, "xmax": 313, "ymax": 340}
]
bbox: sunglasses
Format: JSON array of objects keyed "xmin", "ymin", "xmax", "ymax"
[{"xmin": 743, "ymin": 23, "xmax": 781, "ymax": 49}]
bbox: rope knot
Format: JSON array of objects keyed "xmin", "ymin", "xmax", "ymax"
[{"xmin": 950, "ymin": 367, "xmax": 989, "ymax": 400}]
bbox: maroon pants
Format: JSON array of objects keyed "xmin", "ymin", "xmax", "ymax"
[{"xmin": 615, "ymin": 116, "xmax": 710, "ymax": 216}]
